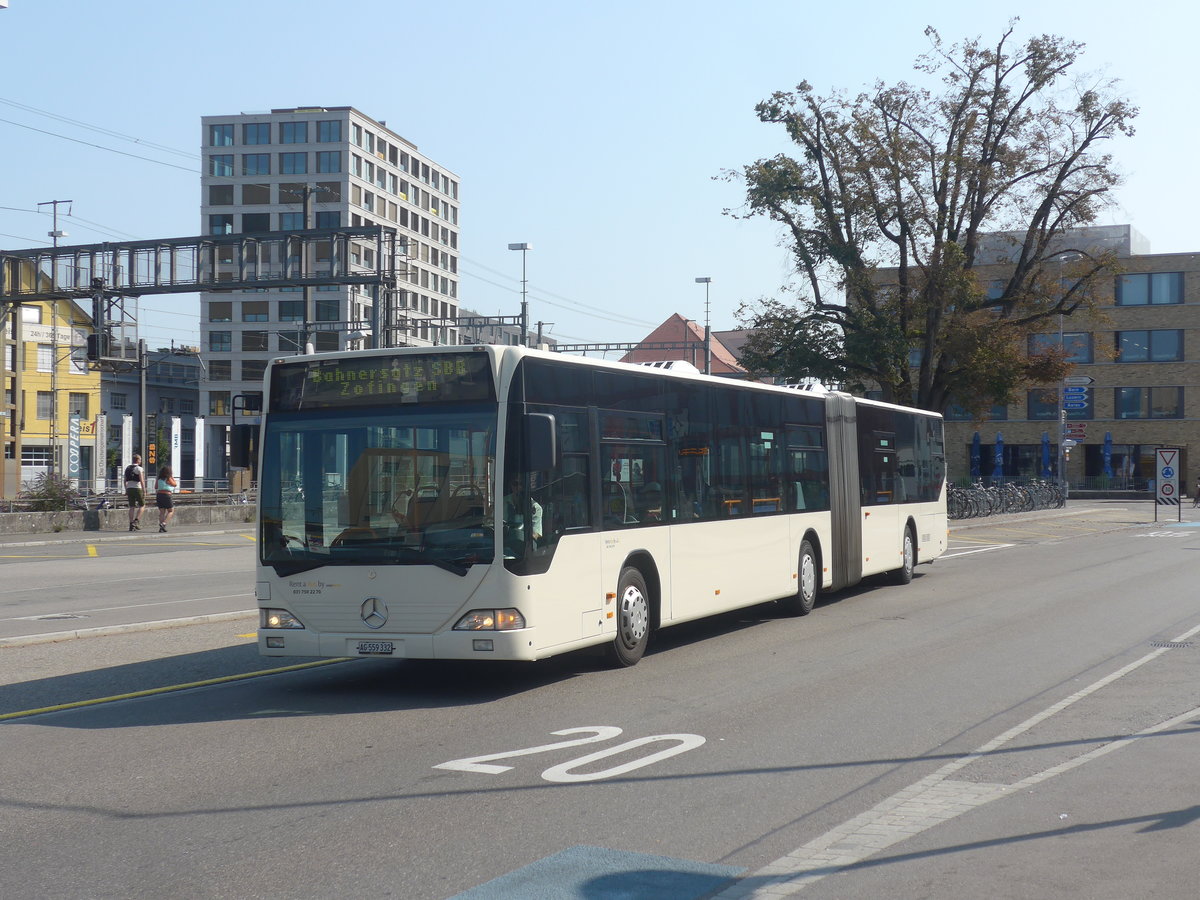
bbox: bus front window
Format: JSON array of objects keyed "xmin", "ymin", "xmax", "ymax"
[{"xmin": 260, "ymin": 405, "xmax": 497, "ymax": 572}]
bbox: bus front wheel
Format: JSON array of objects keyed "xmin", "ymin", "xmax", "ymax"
[
  {"xmin": 607, "ymin": 567, "xmax": 650, "ymax": 667},
  {"xmin": 890, "ymin": 526, "xmax": 916, "ymax": 585}
]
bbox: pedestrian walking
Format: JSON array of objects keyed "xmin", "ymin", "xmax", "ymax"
[
  {"xmin": 155, "ymin": 465, "xmax": 178, "ymax": 532},
  {"xmin": 124, "ymin": 454, "xmax": 146, "ymax": 531},
  {"xmin": 1193, "ymin": 477, "xmax": 1199, "ymax": 508}
]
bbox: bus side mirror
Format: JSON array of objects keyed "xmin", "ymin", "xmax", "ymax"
[
  {"xmin": 525, "ymin": 413, "xmax": 558, "ymax": 471},
  {"xmin": 229, "ymin": 424, "xmax": 256, "ymax": 468}
]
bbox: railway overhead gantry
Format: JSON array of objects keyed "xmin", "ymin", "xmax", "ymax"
[{"xmin": 0, "ymin": 225, "xmax": 406, "ymax": 497}]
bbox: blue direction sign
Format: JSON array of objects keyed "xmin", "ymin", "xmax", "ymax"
[
  {"xmin": 1063, "ymin": 401, "xmax": 1089, "ymax": 410},
  {"xmin": 1062, "ymin": 387, "xmax": 1090, "ymax": 397}
]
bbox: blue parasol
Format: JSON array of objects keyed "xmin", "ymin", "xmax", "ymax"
[
  {"xmin": 970, "ymin": 432, "xmax": 981, "ymax": 478},
  {"xmin": 1041, "ymin": 432, "xmax": 1052, "ymax": 478},
  {"xmin": 993, "ymin": 432, "xmax": 1004, "ymax": 480},
  {"xmin": 1103, "ymin": 431, "xmax": 1113, "ymax": 477}
]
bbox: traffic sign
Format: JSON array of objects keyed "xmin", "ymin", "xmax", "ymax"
[
  {"xmin": 1063, "ymin": 376, "xmax": 1095, "ymax": 385},
  {"xmin": 1062, "ymin": 439, "xmax": 1077, "ymax": 449},
  {"xmin": 1155, "ymin": 447, "xmax": 1182, "ymax": 520},
  {"xmin": 1062, "ymin": 387, "xmax": 1090, "ymax": 396},
  {"xmin": 1063, "ymin": 401, "xmax": 1089, "ymax": 410}
]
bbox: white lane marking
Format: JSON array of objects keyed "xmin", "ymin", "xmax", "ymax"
[
  {"xmin": 715, "ymin": 620, "xmax": 1200, "ymax": 897},
  {"xmin": 940, "ymin": 544, "xmax": 1013, "ymax": 559}
]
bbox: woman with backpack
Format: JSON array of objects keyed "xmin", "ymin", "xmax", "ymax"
[
  {"xmin": 155, "ymin": 465, "xmax": 178, "ymax": 532},
  {"xmin": 124, "ymin": 454, "xmax": 146, "ymax": 532}
]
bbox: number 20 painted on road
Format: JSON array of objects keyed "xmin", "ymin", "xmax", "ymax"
[{"xmin": 434, "ymin": 727, "xmax": 706, "ymax": 783}]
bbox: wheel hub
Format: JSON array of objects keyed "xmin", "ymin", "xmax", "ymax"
[{"xmin": 620, "ymin": 586, "xmax": 649, "ymax": 644}]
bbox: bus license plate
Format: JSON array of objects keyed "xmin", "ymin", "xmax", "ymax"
[{"xmin": 356, "ymin": 641, "xmax": 395, "ymax": 656}]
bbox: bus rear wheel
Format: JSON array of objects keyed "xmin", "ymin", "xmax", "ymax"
[
  {"xmin": 606, "ymin": 567, "xmax": 650, "ymax": 667},
  {"xmin": 890, "ymin": 526, "xmax": 916, "ymax": 585},
  {"xmin": 779, "ymin": 539, "xmax": 818, "ymax": 616}
]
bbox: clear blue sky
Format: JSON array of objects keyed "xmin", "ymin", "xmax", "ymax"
[{"xmin": 1, "ymin": 0, "xmax": 1194, "ymax": 351}]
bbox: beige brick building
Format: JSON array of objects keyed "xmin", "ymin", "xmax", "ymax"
[{"xmin": 941, "ymin": 227, "xmax": 1200, "ymax": 491}]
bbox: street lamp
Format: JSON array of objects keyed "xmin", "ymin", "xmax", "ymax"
[
  {"xmin": 694, "ymin": 277, "xmax": 712, "ymax": 375},
  {"xmin": 508, "ymin": 243, "xmax": 532, "ymax": 346},
  {"xmin": 1053, "ymin": 251, "xmax": 1082, "ymax": 498}
]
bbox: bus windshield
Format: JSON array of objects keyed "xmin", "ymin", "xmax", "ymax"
[{"xmin": 259, "ymin": 403, "xmax": 497, "ymax": 575}]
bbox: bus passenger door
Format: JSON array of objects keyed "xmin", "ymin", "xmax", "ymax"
[{"xmin": 860, "ymin": 434, "xmax": 900, "ymax": 576}]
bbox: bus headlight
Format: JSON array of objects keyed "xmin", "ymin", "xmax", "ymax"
[
  {"xmin": 260, "ymin": 608, "xmax": 305, "ymax": 629},
  {"xmin": 453, "ymin": 608, "xmax": 526, "ymax": 631}
]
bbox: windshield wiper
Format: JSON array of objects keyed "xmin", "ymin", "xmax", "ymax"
[
  {"xmin": 269, "ymin": 560, "xmax": 328, "ymax": 576},
  {"xmin": 384, "ymin": 546, "xmax": 469, "ymax": 576}
]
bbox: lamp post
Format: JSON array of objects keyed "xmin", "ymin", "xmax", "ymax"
[
  {"xmin": 507, "ymin": 243, "xmax": 532, "ymax": 346},
  {"xmin": 694, "ymin": 277, "xmax": 712, "ymax": 375},
  {"xmin": 1053, "ymin": 251, "xmax": 1081, "ymax": 498}
]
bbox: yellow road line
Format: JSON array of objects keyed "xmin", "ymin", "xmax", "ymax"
[
  {"xmin": 87, "ymin": 545, "xmax": 98, "ymax": 557},
  {"xmin": 242, "ymin": 533, "xmax": 256, "ymax": 541},
  {"xmin": 237, "ymin": 632, "xmax": 256, "ymax": 639},
  {"xmin": 0, "ymin": 658, "xmax": 351, "ymax": 722},
  {"xmin": 0, "ymin": 554, "xmax": 94, "ymax": 559}
]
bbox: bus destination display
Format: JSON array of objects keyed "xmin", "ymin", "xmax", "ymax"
[{"xmin": 270, "ymin": 352, "xmax": 493, "ymax": 410}]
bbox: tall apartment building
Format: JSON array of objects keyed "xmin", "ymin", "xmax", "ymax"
[{"xmin": 198, "ymin": 106, "xmax": 461, "ymax": 480}]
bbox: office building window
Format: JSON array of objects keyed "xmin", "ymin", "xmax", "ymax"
[
  {"xmin": 1028, "ymin": 332, "xmax": 1092, "ymax": 364},
  {"xmin": 314, "ymin": 333, "xmax": 339, "ymax": 352},
  {"xmin": 209, "ymin": 214, "xmax": 234, "ymax": 235},
  {"xmin": 280, "ymin": 152, "xmax": 307, "ymax": 174},
  {"xmin": 209, "ymin": 124, "xmax": 234, "ymax": 146},
  {"xmin": 37, "ymin": 343, "xmax": 53, "ymax": 372},
  {"xmin": 1115, "ymin": 386, "xmax": 1183, "ymax": 419},
  {"xmin": 242, "ymin": 153, "xmax": 270, "ymax": 176},
  {"xmin": 243, "ymin": 123, "xmax": 270, "ymax": 145},
  {"xmin": 1028, "ymin": 388, "xmax": 1092, "ymax": 421},
  {"xmin": 278, "ymin": 331, "xmax": 302, "ymax": 352},
  {"xmin": 181, "ymin": 399, "xmax": 195, "ymax": 415},
  {"xmin": 209, "ymin": 391, "xmax": 230, "ymax": 416},
  {"xmin": 209, "ymin": 360, "xmax": 231, "ymax": 381},
  {"xmin": 316, "ymin": 151, "xmax": 341, "ymax": 173},
  {"xmin": 209, "ymin": 331, "xmax": 232, "ymax": 352},
  {"xmin": 1116, "ymin": 329, "xmax": 1183, "ymax": 362},
  {"xmin": 37, "ymin": 391, "xmax": 53, "ymax": 418},
  {"xmin": 242, "ymin": 331, "xmax": 269, "ymax": 352},
  {"xmin": 241, "ymin": 212, "xmax": 270, "ymax": 233},
  {"xmin": 1116, "ymin": 272, "xmax": 1184, "ymax": 305},
  {"xmin": 242, "ymin": 360, "xmax": 267, "ymax": 383},
  {"xmin": 278, "ymin": 300, "xmax": 304, "ymax": 322},
  {"xmin": 315, "ymin": 299, "xmax": 339, "ymax": 321},
  {"xmin": 315, "ymin": 211, "xmax": 340, "ymax": 228},
  {"xmin": 280, "ymin": 122, "xmax": 308, "ymax": 144},
  {"xmin": 242, "ymin": 301, "xmax": 269, "ymax": 322},
  {"xmin": 110, "ymin": 392, "xmax": 128, "ymax": 410},
  {"xmin": 280, "ymin": 212, "xmax": 304, "ymax": 231},
  {"xmin": 68, "ymin": 393, "xmax": 89, "ymax": 418},
  {"xmin": 317, "ymin": 120, "xmax": 341, "ymax": 142},
  {"xmin": 209, "ymin": 154, "xmax": 234, "ymax": 176},
  {"xmin": 208, "ymin": 301, "xmax": 233, "ymax": 322},
  {"xmin": 209, "ymin": 184, "xmax": 234, "ymax": 205},
  {"xmin": 242, "ymin": 183, "xmax": 271, "ymax": 205}
]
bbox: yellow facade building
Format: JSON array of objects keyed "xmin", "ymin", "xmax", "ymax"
[{"xmin": 3, "ymin": 299, "xmax": 101, "ymax": 494}]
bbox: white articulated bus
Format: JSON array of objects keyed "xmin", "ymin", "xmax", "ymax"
[{"xmin": 255, "ymin": 345, "xmax": 947, "ymax": 666}]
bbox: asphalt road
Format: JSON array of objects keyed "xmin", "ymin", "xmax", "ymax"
[{"xmin": 1, "ymin": 503, "xmax": 1197, "ymax": 899}]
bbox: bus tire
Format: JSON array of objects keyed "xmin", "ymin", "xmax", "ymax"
[
  {"xmin": 779, "ymin": 539, "xmax": 818, "ymax": 616},
  {"xmin": 890, "ymin": 526, "xmax": 915, "ymax": 585},
  {"xmin": 606, "ymin": 567, "xmax": 651, "ymax": 667}
]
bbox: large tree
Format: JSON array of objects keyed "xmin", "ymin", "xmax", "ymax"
[{"xmin": 732, "ymin": 24, "xmax": 1136, "ymax": 415}]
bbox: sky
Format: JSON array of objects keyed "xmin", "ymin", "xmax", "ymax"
[{"xmin": 1, "ymin": 0, "xmax": 1196, "ymax": 353}]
